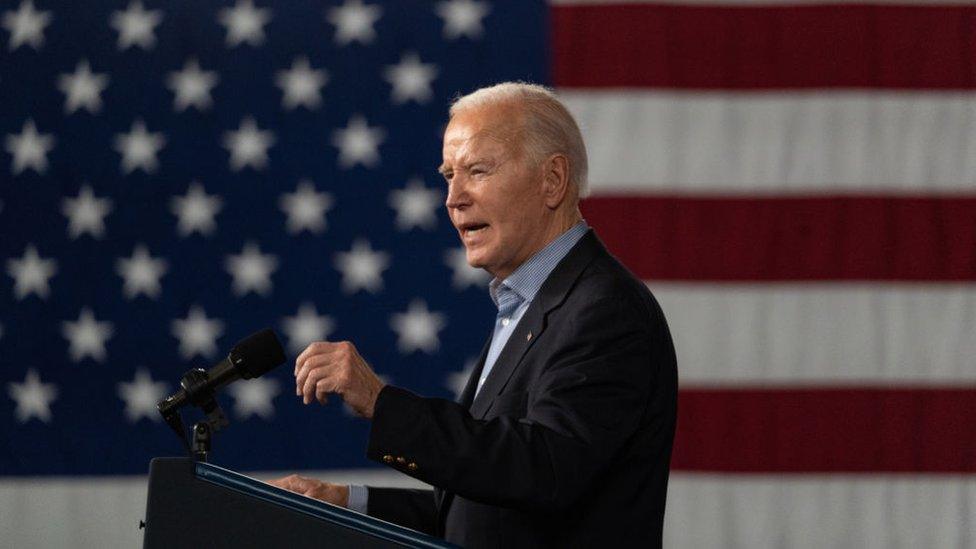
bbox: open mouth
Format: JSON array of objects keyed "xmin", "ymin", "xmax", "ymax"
[{"xmin": 460, "ymin": 222, "xmax": 489, "ymax": 237}]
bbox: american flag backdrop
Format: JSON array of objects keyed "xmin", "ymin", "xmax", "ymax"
[{"xmin": 1, "ymin": 0, "xmax": 974, "ymax": 547}]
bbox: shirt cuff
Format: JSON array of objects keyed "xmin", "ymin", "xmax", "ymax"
[{"xmin": 347, "ymin": 484, "xmax": 368, "ymax": 514}]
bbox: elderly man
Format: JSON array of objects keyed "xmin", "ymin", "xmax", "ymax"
[{"xmin": 271, "ymin": 82, "xmax": 677, "ymax": 548}]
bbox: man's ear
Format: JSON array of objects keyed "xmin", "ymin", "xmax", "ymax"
[{"xmin": 542, "ymin": 154, "xmax": 571, "ymax": 209}]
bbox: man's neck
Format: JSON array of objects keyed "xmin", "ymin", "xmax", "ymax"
[
  {"xmin": 492, "ymin": 215, "xmax": 586, "ymax": 284},
  {"xmin": 536, "ymin": 209, "xmax": 583, "ymax": 254}
]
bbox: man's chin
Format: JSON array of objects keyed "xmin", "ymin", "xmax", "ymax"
[
  {"xmin": 464, "ymin": 249, "xmax": 488, "ymax": 271},
  {"xmin": 465, "ymin": 254, "xmax": 484, "ymax": 270}
]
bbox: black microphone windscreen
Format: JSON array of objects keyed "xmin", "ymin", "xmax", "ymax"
[{"xmin": 231, "ymin": 328, "xmax": 286, "ymax": 378}]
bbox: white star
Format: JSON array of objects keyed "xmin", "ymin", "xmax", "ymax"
[
  {"xmin": 114, "ymin": 119, "xmax": 166, "ymax": 174},
  {"xmin": 62, "ymin": 184, "xmax": 113, "ymax": 239},
  {"xmin": 275, "ymin": 56, "xmax": 327, "ymax": 110},
  {"xmin": 279, "ymin": 179, "xmax": 333, "ymax": 234},
  {"xmin": 116, "ymin": 244, "xmax": 168, "ymax": 299},
  {"xmin": 389, "ymin": 177, "xmax": 441, "ymax": 231},
  {"xmin": 383, "ymin": 52, "xmax": 438, "ymax": 105},
  {"xmin": 110, "ymin": 1, "xmax": 163, "ymax": 50},
  {"xmin": 326, "ymin": 0, "xmax": 382, "ymax": 46},
  {"xmin": 7, "ymin": 244, "xmax": 57, "ymax": 300},
  {"xmin": 57, "ymin": 59, "xmax": 109, "ymax": 114},
  {"xmin": 436, "ymin": 0, "xmax": 489, "ymax": 40},
  {"xmin": 172, "ymin": 305, "xmax": 224, "ymax": 359},
  {"xmin": 2, "ymin": 1, "xmax": 51, "ymax": 51},
  {"xmin": 281, "ymin": 302, "xmax": 335, "ymax": 354},
  {"xmin": 218, "ymin": 0, "xmax": 271, "ymax": 47},
  {"xmin": 390, "ymin": 299, "xmax": 446, "ymax": 354},
  {"xmin": 333, "ymin": 238, "xmax": 389, "ymax": 294},
  {"xmin": 117, "ymin": 368, "xmax": 169, "ymax": 422},
  {"xmin": 223, "ymin": 116, "xmax": 275, "ymax": 171},
  {"xmin": 62, "ymin": 308, "xmax": 114, "ymax": 363},
  {"xmin": 445, "ymin": 357, "xmax": 477, "ymax": 400},
  {"xmin": 7, "ymin": 369, "xmax": 57, "ymax": 423},
  {"xmin": 331, "ymin": 115, "xmax": 384, "ymax": 169},
  {"xmin": 5, "ymin": 119, "xmax": 54, "ymax": 175},
  {"xmin": 227, "ymin": 377, "xmax": 279, "ymax": 420},
  {"xmin": 166, "ymin": 58, "xmax": 218, "ymax": 112},
  {"xmin": 444, "ymin": 247, "xmax": 488, "ymax": 290},
  {"xmin": 171, "ymin": 182, "xmax": 222, "ymax": 237},
  {"xmin": 225, "ymin": 242, "xmax": 278, "ymax": 297}
]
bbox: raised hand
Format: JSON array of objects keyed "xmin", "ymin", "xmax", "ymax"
[{"xmin": 294, "ymin": 341, "xmax": 386, "ymax": 419}]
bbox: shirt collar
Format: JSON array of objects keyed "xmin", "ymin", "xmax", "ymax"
[{"xmin": 489, "ymin": 220, "xmax": 589, "ymax": 307}]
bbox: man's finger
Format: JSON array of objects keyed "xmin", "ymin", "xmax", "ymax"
[
  {"xmin": 303, "ymin": 366, "xmax": 331, "ymax": 405},
  {"xmin": 315, "ymin": 378, "xmax": 337, "ymax": 405},
  {"xmin": 295, "ymin": 341, "xmax": 333, "ymax": 376},
  {"xmin": 303, "ymin": 365, "xmax": 334, "ymax": 405},
  {"xmin": 295, "ymin": 347, "xmax": 345, "ymax": 394},
  {"xmin": 296, "ymin": 353, "xmax": 332, "ymax": 398},
  {"xmin": 295, "ymin": 343, "xmax": 322, "ymax": 377},
  {"xmin": 291, "ymin": 476, "xmax": 313, "ymax": 492},
  {"xmin": 295, "ymin": 353, "xmax": 325, "ymax": 396},
  {"xmin": 268, "ymin": 475, "xmax": 300, "ymax": 491}
]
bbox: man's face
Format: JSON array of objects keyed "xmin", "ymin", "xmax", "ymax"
[{"xmin": 440, "ymin": 106, "xmax": 550, "ymax": 280}]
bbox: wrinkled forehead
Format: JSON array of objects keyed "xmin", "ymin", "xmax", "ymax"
[{"xmin": 442, "ymin": 109, "xmax": 524, "ymax": 161}]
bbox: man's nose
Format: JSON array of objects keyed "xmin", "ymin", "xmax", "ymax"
[{"xmin": 445, "ymin": 177, "xmax": 469, "ymax": 210}]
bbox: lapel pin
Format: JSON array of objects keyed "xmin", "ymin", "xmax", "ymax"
[{"xmin": 526, "ymin": 332, "xmax": 532, "ymax": 341}]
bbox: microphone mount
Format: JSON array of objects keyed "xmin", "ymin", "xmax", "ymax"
[
  {"xmin": 157, "ymin": 328, "xmax": 286, "ymax": 462},
  {"xmin": 161, "ymin": 367, "xmax": 230, "ymax": 462}
]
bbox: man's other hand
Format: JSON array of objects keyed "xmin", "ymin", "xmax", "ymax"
[
  {"xmin": 294, "ymin": 341, "xmax": 386, "ymax": 419},
  {"xmin": 267, "ymin": 475, "xmax": 350, "ymax": 507}
]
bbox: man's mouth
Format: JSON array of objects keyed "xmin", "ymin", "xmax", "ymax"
[{"xmin": 459, "ymin": 222, "xmax": 489, "ymax": 238}]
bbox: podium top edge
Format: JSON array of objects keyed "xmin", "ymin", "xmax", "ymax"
[{"xmin": 180, "ymin": 459, "xmax": 455, "ymax": 549}]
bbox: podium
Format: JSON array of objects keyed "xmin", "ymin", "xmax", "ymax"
[{"xmin": 143, "ymin": 457, "xmax": 455, "ymax": 548}]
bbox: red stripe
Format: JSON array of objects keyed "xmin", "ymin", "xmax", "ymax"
[
  {"xmin": 551, "ymin": 4, "xmax": 976, "ymax": 89},
  {"xmin": 672, "ymin": 387, "xmax": 976, "ymax": 473},
  {"xmin": 581, "ymin": 195, "xmax": 976, "ymax": 281}
]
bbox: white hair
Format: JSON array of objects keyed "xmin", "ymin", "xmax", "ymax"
[{"xmin": 449, "ymin": 82, "xmax": 589, "ymax": 197}]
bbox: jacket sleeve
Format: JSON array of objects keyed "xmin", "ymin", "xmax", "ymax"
[
  {"xmin": 366, "ymin": 295, "xmax": 668, "ymax": 513},
  {"xmin": 365, "ymin": 487, "xmax": 437, "ymax": 535}
]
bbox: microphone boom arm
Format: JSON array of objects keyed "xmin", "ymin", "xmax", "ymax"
[{"xmin": 156, "ymin": 328, "xmax": 285, "ymax": 462}]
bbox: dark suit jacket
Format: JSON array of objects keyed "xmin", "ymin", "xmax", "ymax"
[{"xmin": 364, "ymin": 230, "xmax": 678, "ymax": 548}]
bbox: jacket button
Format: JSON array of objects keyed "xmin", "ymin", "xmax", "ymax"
[
  {"xmin": 396, "ymin": 456, "xmax": 406, "ymax": 464},
  {"xmin": 407, "ymin": 462, "xmax": 418, "ymax": 471},
  {"xmin": 382, "ymin": 455, "xmax": 394, "ymax": 464}
]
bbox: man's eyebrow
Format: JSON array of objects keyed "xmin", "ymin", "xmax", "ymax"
[{"xmin": 437, "ymin": 164, "xmax": 450, "ymax": 175}]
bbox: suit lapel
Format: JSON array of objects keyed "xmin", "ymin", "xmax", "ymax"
[
  {"xmin": 468, "ymin": 305, "xmax": 544, "ymax": 418},
  {"xmin": 468, "ymin": 230, "xmax": 603, "ymax": 420}
]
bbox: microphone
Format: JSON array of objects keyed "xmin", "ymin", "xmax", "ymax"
[{"xmin": 158, "ymin": 328, "xmax": 286, "ymax": 418}]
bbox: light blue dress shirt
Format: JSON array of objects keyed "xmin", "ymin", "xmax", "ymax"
[
  {"xmin": 348, "ymin": 221, "xmax": 589, "ymax": 514},
  {"xmin": 475, "ymin": 220, "xmax": 589, "ymax": 397}
]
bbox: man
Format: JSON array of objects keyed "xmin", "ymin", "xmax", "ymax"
[{"xmin": 271, "ymin": 82, "xmax": 677, "ymax": 548}]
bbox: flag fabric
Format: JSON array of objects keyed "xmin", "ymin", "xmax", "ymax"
[
  {"xmin": 1, "ymin": 0, "xmax": 543, "ymax": 545},
  {"xmin": 554, "ymin": 1, "xmax": 976, "ymax": 547},
  {"xmin": 2, "ymin": 0, "xmax": 974, "ymax": 547}
]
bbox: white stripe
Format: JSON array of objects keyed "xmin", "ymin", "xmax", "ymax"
[
  {"xmin": 552, "ymin": 0, "xmax": 976, "ymax": 7},
  {"xmin": 648, "ymin": 283, "xmax": 976, "ymax": 384},
  {"xmin": 561, "ymin": 91, "xmax": 976, "ymax": 194},
  {"xmin": 665, "ymin": 473, "xmax": 976, "ymax": 549},
  {"xmin": 3, "ymin": 472, "xmax": 972, "ymax": 548},
  {"xmin": 0, "ymin": 469, "xmax": 426, "ymax": 548}
]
